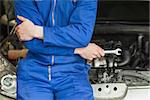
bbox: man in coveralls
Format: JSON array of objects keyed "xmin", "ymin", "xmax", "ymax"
[{"xmin": 14, "ymin": 0, "xmax": 104, "ymax": 100}]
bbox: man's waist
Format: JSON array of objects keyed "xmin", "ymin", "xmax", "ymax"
[{"xmin": 26, "ymin": 51, "xmax": 85, "ymax": 65}]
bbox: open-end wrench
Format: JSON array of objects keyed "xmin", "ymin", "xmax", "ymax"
[{"xmin": 104, "ymin": 48, "xmax": 122, "ymax": 55}]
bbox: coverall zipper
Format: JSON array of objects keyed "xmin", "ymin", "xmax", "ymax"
[
  {"xmin": 52, "ymin": 0, "xmax": 56, "ymax": 26},
  {"xmin": 48, "ymin": 0, "xmax": 56, "ymax": 81},
  {"xmin": 48, "ymin": 65, "xmax": 51, "ymax": 80}
]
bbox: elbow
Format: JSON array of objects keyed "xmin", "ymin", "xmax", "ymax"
[
  {"xmin": 79, "ymin": 25, "xmax": 94, "ymax": 47},
  {"xmin": 80, "ymin": 32, "xmax": 92, "ymax": 47},
  {"xmin": 81, "ymin": 38, "xmax": 91, "ymax": 47},
  {"xmin": 24, "ymin": 41, "xmax": 34, "ymax": 51},
  {"xmin": 23, "ymin": 41, "xmax": 37, "ymax": 53}
]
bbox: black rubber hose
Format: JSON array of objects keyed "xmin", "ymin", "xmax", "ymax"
[
  {"xmin": 118, "ymin": 50, "xmax": 131, "ymax": 67},
  {"xmin": 120, "ymin": 70, "xmax": 150, "ymax": 82}
]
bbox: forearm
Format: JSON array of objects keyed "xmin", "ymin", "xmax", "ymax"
[
  {"xmin": 33, "ymin": 25, "xmax": 44, "ymax": 40},
  {"xmin": 14, "ymin": 0, "xmax": 45, "ymax": 53},
  {"xmin": 33, "ymin": 1, "xmax": 97, "ymax": 48},
  {"xmin": 33, "ymin": 25, "xmax": 78, "ymax": 54}
]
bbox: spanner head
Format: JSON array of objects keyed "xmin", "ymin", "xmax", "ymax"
[{"xmin": 115, "ymin": 48, "xmax": 122, "ymax": 55}]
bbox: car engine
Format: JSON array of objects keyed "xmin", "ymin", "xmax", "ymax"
[{"xmin": 89, "ymin": 33, "xmax": 150, "ymax": 85}]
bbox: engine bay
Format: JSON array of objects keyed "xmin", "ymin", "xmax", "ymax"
[{"xmin": 89, "ymin": 33, "xmax": 150, "ymax": 86}]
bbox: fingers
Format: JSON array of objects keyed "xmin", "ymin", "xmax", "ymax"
[
  {"xmin": 97, "ymin": 47, "xmax": 105, "ymax": 57},
  {"xmin": 86, "ymin": 43, "xmax": 104, "ymax": 60},
  {"xmin": 89, "ymin": 51, "xmax": 101, "ymax": 61},
  {"xmin": 17, "ymin": 15, "xmax": 27, "ymax": 22},
  {"xmin": 15, "ymin": 25, "xmax": 22, "ymax": 41},
  {"xmin": 94, "ymin": 45, "xmax": 104, "ymax": 58},
  {"xmin": 16, "ymin": 30, "xmax": 21, "ymax": 41},
  {"xmin": 93, "ymin": 51, "xmax": 101, "ymax": 58}
]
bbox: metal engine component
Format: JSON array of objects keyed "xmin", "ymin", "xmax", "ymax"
[
  {"xmin": 94, "ymin": 58, "xmax": 107, "ymax": 68},
  {"xmin": 0, "ymin": 53, "xmax": 16, "ymax": 74},
  {"xmin": 0, "ymin": 53, "xmax": 16, "ymax": 99},
  {"xmin": 1, "ymin": 74, "xmax": 16, "ymax": 95},
  {"xmin": 92, "ymin": 83, "xmax": 128, "ymax": 100}
]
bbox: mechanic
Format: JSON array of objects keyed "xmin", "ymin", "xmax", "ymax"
[{"xmin": 14, "ymin": 0, "xmax": 104, "ymax": 100}]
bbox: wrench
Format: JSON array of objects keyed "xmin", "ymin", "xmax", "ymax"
[{"xmin": 104, "ymin": 48, "xmax": 122, "ymax": 55}]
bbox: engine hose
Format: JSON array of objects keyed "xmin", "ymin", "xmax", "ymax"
[
  {"xmin": 132, "ymin": 57, "xmax": 140, "ymax": 68},
  {"xmin": 120, "ymin": 71, "xmax": 150, "ymax": 82},
  {"xmin": 118, "ymin": 50, "xmax": 131, "ymax": 67}
]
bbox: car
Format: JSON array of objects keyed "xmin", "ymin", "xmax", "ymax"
[
  {"xmin": 0, "ymin": 0, "xmax": 149, "ymax": 100},
  {"xmin": 90, "ymin": 0, "xmax": 150, "ymax": 100}
]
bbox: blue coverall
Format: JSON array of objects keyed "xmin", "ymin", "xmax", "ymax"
[{"xmin": 14, "ymin": 0, "xmax": 97, "ymax": 100}]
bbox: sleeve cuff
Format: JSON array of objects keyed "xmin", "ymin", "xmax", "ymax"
[{"xmin": 43, "ymin": 26, "xmax": 51, "ymax": 46}]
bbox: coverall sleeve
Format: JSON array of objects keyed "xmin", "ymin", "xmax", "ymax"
[
  {"xmin": 14, "ymin": 0, "xmax": 44, "ymax": 50},
  {"xmin": 43, "ymin": 0, "xmax": 98, "ymax": 48},
  {"xmin": 14, "ymin": 0, "xmax": 74, "ymax": 55}
]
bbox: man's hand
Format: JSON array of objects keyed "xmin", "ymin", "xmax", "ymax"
[
  {"xmin": 74, "ymin": 43, "xmax": 105, "ymax": 61},
  {"xmin": 15, "ymin": 16, "xmax": 35, "ymax": 41},
  {"xmin": 15, "ymin": 16, "xmax": 44, "ymax": 41}
]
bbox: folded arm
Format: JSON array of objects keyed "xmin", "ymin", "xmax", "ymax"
[{"xmin": 14, "ymin": 0, "xmax": 104, "ymax": 60}]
